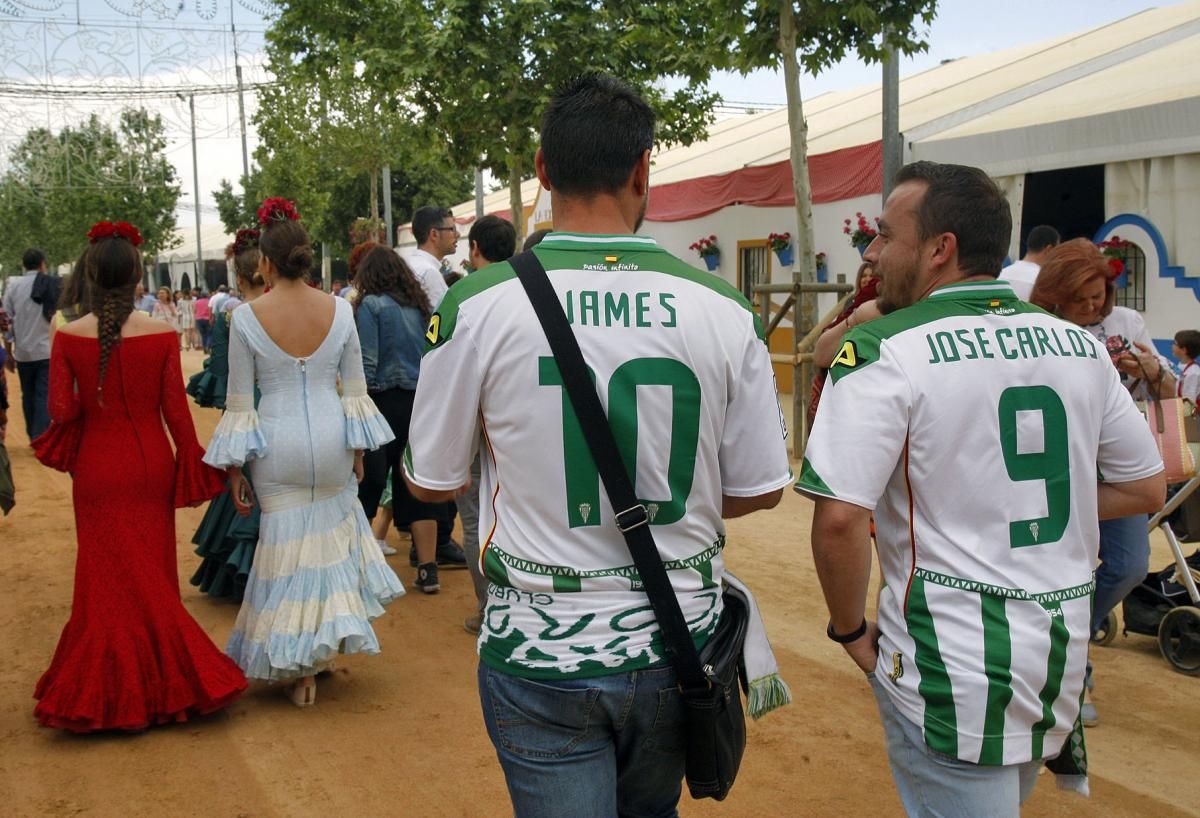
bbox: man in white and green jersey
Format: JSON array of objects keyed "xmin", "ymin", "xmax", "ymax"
[
  {"xmin": 797, "ymin": 161, "xmax": 1164, "ymax": 816},
  {"xmin": 404, "ymin": 74, "xmax": 790, "ymax": 816}
]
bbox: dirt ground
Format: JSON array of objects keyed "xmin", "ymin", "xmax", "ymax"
[{"xmin": 0, "ymin": 349, "xmax": 1196, "ymax": 818}]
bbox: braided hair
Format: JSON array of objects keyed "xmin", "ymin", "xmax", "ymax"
[{"xmin": 85, "ymin": 236, "xmax": 142, "ymax": 403}]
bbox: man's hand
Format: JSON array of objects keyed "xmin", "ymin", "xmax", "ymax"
[{"xmin": 842, "ymin": 620, "xmax": 881, "ymax": 675}]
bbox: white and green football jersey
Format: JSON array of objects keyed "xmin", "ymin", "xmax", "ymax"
[
  {"xmin": 796, "ymin": 280, "xmax": 1162, "ymax": 765},
  {"xmin": 405, "ymin": 232, "xmax": 793, "ymax": 679}
]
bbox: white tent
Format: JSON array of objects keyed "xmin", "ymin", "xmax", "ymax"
[{"xmin": 154, "ymin": 222, "xmax": 235, "ymax": 293}]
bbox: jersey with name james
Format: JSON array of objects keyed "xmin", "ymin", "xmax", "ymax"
[
  {"xmin": 405, "ymin": 233, "xmax": 793, "ymax": 680},
  {"xmin": 796, "ymin": 280, "xmax": 1161, "ymax": 766}
]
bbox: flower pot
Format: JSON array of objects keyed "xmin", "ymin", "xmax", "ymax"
[
  {"xmin": 856, "ymin": 244, "xmax": 867, "ymax": 259},
  {"xmin": 816, "ymin": 263, "xmax": 828, "ymax": 284},
  {"xmin": 703, "ymin": 254, "xmax": 720, "ymax": 272},
  {"xmin": 774, "ymin": 246, "xmax": 794, "ymax": 267}
]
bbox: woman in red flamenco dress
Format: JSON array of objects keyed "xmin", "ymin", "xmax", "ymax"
[{"xmin": 32, "ymin": 222, "xmax": 247, "ymax": 732}]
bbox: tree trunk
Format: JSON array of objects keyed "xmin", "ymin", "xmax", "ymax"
[
  {"xmin": 508, "ymin": 153, "xmax": 526, "ymax": 247},
  {"xmin": 369, "ymin": 167, "xmax": 380, "ymax": 227},
  {"xmin": 779, "ymin": 0, "xmax": 816, "ymax": 456}
]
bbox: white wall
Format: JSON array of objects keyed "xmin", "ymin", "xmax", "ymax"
[{"xmin": 1105, "ymin": 155, "xmax": 1200, "ymax": 355}]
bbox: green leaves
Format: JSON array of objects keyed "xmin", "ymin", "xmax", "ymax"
[
  {"xmin": 0, "ymin": 109, "xmax": 180, "ymax": 273},
  {"xmin": 251, "ymin": 0, "xmax": 472, "ymax": 253},
  {"xmin": 265, "ymin": 0, "xmax": 727, "ymax": 240},
  {"xmin": 707, "ymin": 0, "xmax": 937, "ymax": 76}
]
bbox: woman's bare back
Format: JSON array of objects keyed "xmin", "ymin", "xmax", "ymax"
[
  {"xmin": 248, "ymin": 284, "xmax": 337, "ymax": 359},
  {"xmin": 58, "ymin": 311, "xmax": 176, "ymax": 339}
]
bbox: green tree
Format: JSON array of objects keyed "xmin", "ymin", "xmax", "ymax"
[
  {"xmin": 0, "ymin": 109, "xmax": 180, "ymax": 274},
  {"xmin": 213, "ymin": 167, "xmax": 264, "ymax": 234},
  {"xmin": 267, "ymin": 0, "xmax": 723, "ymax": 242},
  {"xmin": 707, "ymin": 1, "xmax": 937, "ymax": 292},
  {"xmin": 250, "ymin": 17, "xmax": 472, "ymax": 256}
]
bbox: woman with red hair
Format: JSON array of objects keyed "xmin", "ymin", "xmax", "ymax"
[{"xmin": 1030, "ymin": 237, "xmax": 1173, "ymax": 727}]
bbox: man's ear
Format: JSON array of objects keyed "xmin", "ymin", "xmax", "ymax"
[
  {"xmin": 630, "ymin": 149, "xmax": 651, "ymax": 197},
  {"xmin": 929, "ymin": 232, "xmax": 958, "ymax": 272},
  {"xmin": 534, "ymin": 148, "xmax": 551, "ymax": 190}
]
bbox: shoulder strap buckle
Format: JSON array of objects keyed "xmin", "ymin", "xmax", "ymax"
[{"xmin": 615, "ymin": 503, "xmax": 649, "ymax": 533}]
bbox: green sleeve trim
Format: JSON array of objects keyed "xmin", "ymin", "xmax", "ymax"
[
  {"xmin": 794, "ymin": 457, "xmax": 834, "ymax": 497},
  {"xmin": 424, "ymin": 261, "xmax": 517, "ymax": 352},
  {"xmin": 827, "ymin": 298, "xmax": 995, "ymax": 384}
]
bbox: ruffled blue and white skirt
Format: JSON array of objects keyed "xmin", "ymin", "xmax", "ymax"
[{"xmin": 226, "ymin": 476, "xmax": 405, "ymax": 680}]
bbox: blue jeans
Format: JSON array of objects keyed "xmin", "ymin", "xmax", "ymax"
[
  {"xmin": 1092, "ymin": 515, "xmax": 1150, "ymax": 634},
  {"xmin": 195, "ymin": 318, "xmax": 211, "ymax": 352},
  {"xmin": 478, "ymin": 662, "xmax": 687, "ymax": 818},
  {"xmin": 16, "ymin": 359, "xmax": 49, "ymax": 440},
  {"xmin": 870, "ymin": 674, "xmax": 1040, "ymax": 817}
]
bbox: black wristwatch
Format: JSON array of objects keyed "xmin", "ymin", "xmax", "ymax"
[{"xmin": 827, "ymin": 618, "xmax": 868, "ymax": 644}]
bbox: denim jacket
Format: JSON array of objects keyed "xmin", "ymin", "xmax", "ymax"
[{"xmin": 355, "ymin": 293, "xmax": 427, "ymax": 392}]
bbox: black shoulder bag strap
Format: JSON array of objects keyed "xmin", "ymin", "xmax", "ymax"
[{"xmin": 510, "ymin": 250, "xmax": 709, "ymax": 692}]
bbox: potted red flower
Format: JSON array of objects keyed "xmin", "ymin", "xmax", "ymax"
[
  {"xmin": 815, "ymin": 251, "xmax": 828, "ymax": 283},
  {"xmin": 1098, "ymin": 236, "xmax": 1131, "ymax": 288},
  {"xmin": 768, "ymin": 231, "xmax": 793, "ymax": 266},
  {"xmin": 690, "ymin": 235, "xmax": 720, "ymax": 271},
  {"xmin": 843, "ymin": 212, "xmax": 879, "ymax": 256}
]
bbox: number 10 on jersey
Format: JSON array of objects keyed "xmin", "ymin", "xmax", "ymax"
[{"xmin": 538, "ymin": 356, "xmax": 701, "ymax": 528}]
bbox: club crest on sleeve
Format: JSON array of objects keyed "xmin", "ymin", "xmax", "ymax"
[
  {"xmin": 832, "ymin": 340, "xmax": 860, "ymax": 369},
  {"xmin": 426, "ymin": 314, "xmax": 441, "ymax": 344}
]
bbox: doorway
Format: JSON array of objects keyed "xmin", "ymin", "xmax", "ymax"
[{"xmin": 1019, "ymin": 165, "xmax": 1105, "ymax": 255}]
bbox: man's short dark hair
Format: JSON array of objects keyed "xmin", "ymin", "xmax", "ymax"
[
  {"xmin": 540, "ymin": 73, "xmax": 655, "ymax": 197},
  {"xmin": 1176, "ymin": 329, "xmax": 1200, "ymax": 359},
  {"xmin": 413, "ymin": 206, "xmax": 454, "ymax": 245},
  {"xmin": 893, "ymin": 161, "xmax": 1012, "ymax": 277},
  {"xmin": 468, "ymin": 215, "xmax": 516, "ymax": 263},
  {"xmin": 1026, "ymin": 225, "xmax": 1060, "ymax": 253},
  {"xmin": 523, "ymin": 229, "xmax": 552, "ymax": 252},
  {"xmin": 23, "ymin": 247, "xmax": 46, "ymax": 270}
]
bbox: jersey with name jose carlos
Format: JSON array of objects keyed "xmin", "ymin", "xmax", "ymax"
[{"xmin": 796, "ymin": 279, "xmax": 1162, "ymax": 766}]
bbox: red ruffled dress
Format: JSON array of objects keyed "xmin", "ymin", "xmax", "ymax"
[{"xmin": 32, "ymin": 330, "xmax": 247, "ymax": 732}]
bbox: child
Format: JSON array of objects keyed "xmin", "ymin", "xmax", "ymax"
[{"xmin": 1175, "ymin": 329, "xmax": 1200, "ymax": 408}]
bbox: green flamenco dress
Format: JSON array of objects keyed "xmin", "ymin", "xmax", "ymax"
[{"xmin": 189, "ymin": 308, "xmax": 260, "ymax": 602}]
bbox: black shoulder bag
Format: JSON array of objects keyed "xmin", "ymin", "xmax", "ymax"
[{"xmin": 511, "ymin": 250, "xmax": 749, "ymax": 802}]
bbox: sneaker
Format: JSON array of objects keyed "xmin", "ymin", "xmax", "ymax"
[
  {"xmin": 378, "ymin": 539, "xmax": 398, "ymax": 556},
  {"xmin": 415, "ymin": 562, "xmax": 440, "ymax": 594},
  {"xmin": 436, "ymin": 538, "xmax": 467, "ymax": 568},
  {"xmin": 464, "ymin": 613, "xmax": 483, "ymax": 635},
  {"xmin": 1081, "ymin": 689, "xmax": 1098, "ymax": 727}
]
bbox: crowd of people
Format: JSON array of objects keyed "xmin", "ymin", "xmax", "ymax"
[{"xmin": 0, "ymin": 72, "xmax": 1196, "ymax": 817}]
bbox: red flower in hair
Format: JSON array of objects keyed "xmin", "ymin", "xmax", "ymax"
[
  {"xmin": 87, "ymin": 220, "xmax": 143, "ymax": 246},
  {"xmin": 257, "ymin": 197, "xmax": 301, "ymax": 226},
  {"xmin": 234, "ymin": 228, "xmax": 260, "ymax": 254}
]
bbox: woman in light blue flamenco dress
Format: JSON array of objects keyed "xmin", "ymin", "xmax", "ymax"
[{"xmin": 204, "ymin": 198, "xmax": 404, "ymax": 707}]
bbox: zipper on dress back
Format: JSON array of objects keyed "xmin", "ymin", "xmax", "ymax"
[{"xmin": 299, "ymin": 357, "xmax": 316, "ymax": 503}]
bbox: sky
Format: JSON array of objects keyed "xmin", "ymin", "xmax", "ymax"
[
  {"xmin": 699, "ymin": 0, "xmax": 1165, "ymax": 105},
  {"xmin": 0, "ymin": 0, "xmax": 1178, "ymax": 231}
]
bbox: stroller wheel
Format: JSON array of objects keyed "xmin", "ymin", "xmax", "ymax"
[
  {"xmin": 1157, "ymin": 606, "xmax": 1200, "ymax": 675},
  {"xmin": 1091, "ymin": 611, "xmax": 1119, "ymax": 646}
]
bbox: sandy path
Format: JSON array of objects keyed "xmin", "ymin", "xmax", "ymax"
[{"xmin": 0, "ymin": 350, "xmax": 1195, "ymax": 817}]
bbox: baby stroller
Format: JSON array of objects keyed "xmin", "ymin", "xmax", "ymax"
[{"xmin": 1111, "ymin": 473, "xmax": 1200, "ymax": 675}]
